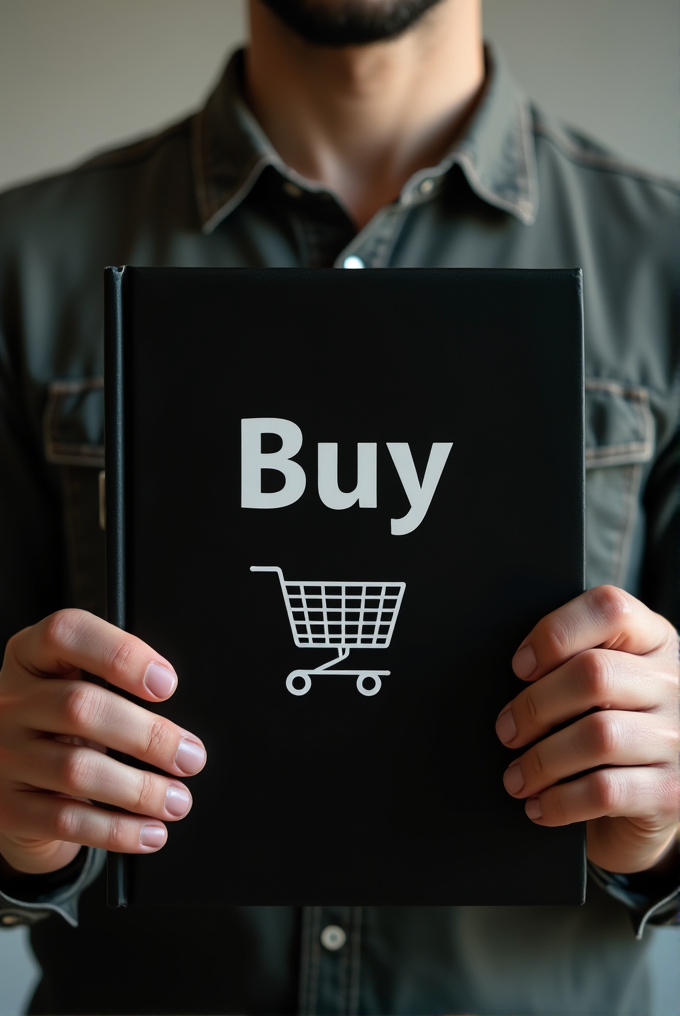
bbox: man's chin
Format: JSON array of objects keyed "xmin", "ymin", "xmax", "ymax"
[{"xmin": 257, "ymin": 0, "xmax": 447, "ymax": 48}]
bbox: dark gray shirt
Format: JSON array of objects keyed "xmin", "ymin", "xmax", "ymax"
[{"xmin": 0, "ymin": 46, "xmax": 678, "ymax": 1016}]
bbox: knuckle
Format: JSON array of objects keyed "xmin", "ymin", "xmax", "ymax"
[
  {"xmin": 51, "ymin": 801, "xmax": 82, "ymax": 842},
  {"xmin": 542, "ymin": 620, "xmax": 569, "ymax": 660},
  {"xmin": 107, "ymin": 637, "xmax": 140, "ymax": 682},
  {"xmin": 527, "ymin": 748, "xmax": 544, "ymax": 779},
  {"xmin": 61, "ymin": 748, "xmax": 96, "ymax": 795},
  {"xmin": 42, "ymin": 609, "xmax": 88, "ymax": 655},
  {"xmin": 590, "ymin": 585, "xmax": 632, "ymax": 624},
  {"xmin": 578, "ymin": 649, "xmax": 615, "ymax": 704},
  {"xmin": 522, "ymin": 688, "xmax": 539, "ymax": 728},
  {"xmin": 549, "ymin": 789, "xmax": 569, "ymax": 825},
  {"xmin": 60, "ymin": 683, "xmax": 102, "ymax": 731},
  {"xmin": 131, "ymin": 771, "xmax": 158, "ymax": 815},
  {"xmin": 584, "ymin": 711, "xmax": 619, "ymax": 760},
  {"xmin": 144, "ymin": 720, "xmax": 172, "ymax": 761},
  {"xmin": 589, "ymin": 768, "xmax": 623, "ymax": 813},
  {"xmin": 661, "ymin": 771, "xmax": 680, "ymax": 813},
  {"xmin": 106, "ymin": 813, "xmax": 128, "ymax": 851}
]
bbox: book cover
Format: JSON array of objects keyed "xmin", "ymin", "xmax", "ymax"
[{"xmin": 105, "ymin": 266, "xmax": 585, "ymax": 907}]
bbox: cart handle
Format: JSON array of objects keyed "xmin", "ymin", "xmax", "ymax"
[{"xmin": 250, "ymin": 565, "xmax": 286, "ymax": 594}]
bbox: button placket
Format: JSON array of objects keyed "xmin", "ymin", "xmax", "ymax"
[
  {"xmin": 304, "ymin": 906, "xmax": 356, "ymax": 1016},
  {"xmin": 335, "ymin": 203, "xmax": 407, "ymax": 270},
  {"xmin": 299, "ymin": 906, "xmax": 323, "ymax": 1016}
]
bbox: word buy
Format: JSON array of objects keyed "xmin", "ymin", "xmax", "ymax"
[{"xmin": 241, "ymin": 418, "xmax": 452, "ymax": 536}]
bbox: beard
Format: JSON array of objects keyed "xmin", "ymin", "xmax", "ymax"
[{"xmin": 257, "ymin": 0, "xmax": 447, "ymax": 47}]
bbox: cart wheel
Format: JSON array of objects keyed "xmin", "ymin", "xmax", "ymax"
[
  {"xmin": 357, "ymin": 674, "xmax": 381, "ymax": 696},
  {"xmin": 286, "ymin": 671, "xmax": 312, "ymax": 696}
]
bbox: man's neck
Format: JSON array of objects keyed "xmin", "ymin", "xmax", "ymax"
[{"xmin": 244, "ymin": 0, "xmax": 484, "ymax": 228}]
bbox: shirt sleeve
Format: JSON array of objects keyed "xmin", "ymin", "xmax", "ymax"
[
  {"xmin": 588, "ymin": 845, "xmax": 680, "ymax": 939},
  {"xmin": 0, "ymin": 847, "xmax": 105, "ymax": 928}
]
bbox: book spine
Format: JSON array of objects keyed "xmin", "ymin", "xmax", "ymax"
[{"xmin": 104, "ymin": 265, "xmax": 129, "ymax": 908}]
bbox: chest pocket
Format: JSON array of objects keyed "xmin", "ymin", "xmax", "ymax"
[
  {"xmin": 584, "ymin": 379, "xmax": 654, "ymax": 592},
  {"xmin": 43, "ymin": 378, "xmax": 106, "ymax": 618}
]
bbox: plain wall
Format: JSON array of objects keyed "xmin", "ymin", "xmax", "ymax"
[{"xmin": 0, "ymin": 2, "xmax": 678, "ymax": 1014}]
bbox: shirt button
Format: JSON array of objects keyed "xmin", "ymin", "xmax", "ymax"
[
  {"xmin": 343, "ymin": 255, "xmax": 365, "ymax": 269},
  {"xmin": 283, "ymin": 181, "xmax": 304, "ymax": 198},
  {"xmin": 320, "ymin": 924, "xmax": 347, "ymax": 951},
  {"xmin": 419, "ymin": 178, "xmax": 435, "ymax": 194}
]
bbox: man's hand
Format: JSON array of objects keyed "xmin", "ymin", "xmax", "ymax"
[
  {"xmin": 495, "ymin": 585, "xmax": 680, "ymax": 874},
  {"xmin": 0, "ymin": 609, "xmax": 206, "ymax": 875}
]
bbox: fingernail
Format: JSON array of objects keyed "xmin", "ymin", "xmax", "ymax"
[
  {"xmin": 525, "ymin": 797, "xmax": 542, "ymax": 820},
  {"xmin": 144, "ymin": 663, "xmax": 177, "ymax": 699},
  {"xmin": 165, "ymin": 785, "xmax": 192, "ymax": 818},
  {"xmin": 496, "ymin": 708, "xmax": 517, "ymax": 744},
  {"xmin": 140, "ymin": 824, "xmax": 167, "ymax": 849},
  {"xmin": 175, "ymin": 738, "xmax": 206, "ymax": 775},
  {"xmin": 513, "ymin": 644, "xmax": 537, "ymax": 679},
  {"xmin": 503, "ymin": 763, "xmax": 525, "ymax": 794}
]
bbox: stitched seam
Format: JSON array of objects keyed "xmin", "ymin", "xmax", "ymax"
[
  {"xmin": 516, "ymin": 95, "xmax": 539, "ymax": 222},
  {"xmin": 585, "ymin": 378, "xmax": 648, "ymax": 401},
  {"xmin": 202, "ymin": 154, "xmax": 272, "ymax": 234},
  {"xmin": 614, "ymin": 462, "xmax": 643, "ymax": 587},
  {"xmin": 310, "ymin": 906, "xmax": 323, "ymax": 1016},
  {"xmin": 46, "ymin": 449, "xmax": 105, "ymax": 468},
  {"xmin": 586, "ymin": 377, "xmax": 671, "ymax": 403},
  {"xmin": 304, "ymin": 906, "xmax": 322, "ymax": 1016},
  {"xmin": 48, "ymin": 378, "xmax": 104, "ymax": 394},
  {"xmin": 192, "ymin": 109, "xmax": 211, "ymax": 228},
  {"xmin": 43, "ymin": 383, "xmax": 105, "ymax": 466},
  {"xmin": 585, "ymin": 442, "xmax": 653, "ymax": 466},
  {"xmin": 339, "ymin": 906, "xmax": 350, "ymax": 1016},
  {"xmin": 348, "ymin": 906, "xmax": 362, "ymax": 1016},
  {"xmin": 49, "ymin": 441, "xmax": 105, "ymax": 458},
  {"xmin": 636, "ymin": 887, "xmax": 680, "ymax": 940},
  {"xmin": 454, "ymin": 151, "xmax": 533, "ymax": 224},
  {"xmin": 586, "ymin": 442, "xmax": 649, "ymax": 458},
  {"xmin": 584, "ymin": 379, "xmax": 655, "ymax": 466},
  {"xmin": 334, "ymin": 200, "xmax": 408, "ymax": 268},
  {"xmin": 299, "ymin": 907, "xmax": 314, "ymax": 1016},
  {"xmin": 367, "ymin": 208, "xmax": 408, "ymax": 268},
  {"xmin": 534, "ymin": 119, "xmax": 679, "ymax": 191}
]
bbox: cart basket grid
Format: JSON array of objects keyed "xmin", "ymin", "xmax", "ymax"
[{"xmin": 250, "ymin": 566, "xmax": 405, "ymax": 649}]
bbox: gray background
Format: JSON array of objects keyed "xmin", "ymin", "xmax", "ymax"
[{"xmin": 0, "ymin": 1, "xmax": 678, "ymax": 1014}]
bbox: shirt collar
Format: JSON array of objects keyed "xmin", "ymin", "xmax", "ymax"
[{"xmin": 192, "ymin": 44, "xmax": 539, "ymax": 234}]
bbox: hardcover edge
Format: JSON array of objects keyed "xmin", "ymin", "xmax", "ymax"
[
  {"xmin": 576, "ymin": 266, "xmax": 588, "ymax": 904},
  {"xmin": 104, "ymin": 265, "xmax": 128, "ymax": 908}
]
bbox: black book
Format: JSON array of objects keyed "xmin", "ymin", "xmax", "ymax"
[{"xmin": 105, "ymin": 266, "xmax": 585, "ymax": 907}]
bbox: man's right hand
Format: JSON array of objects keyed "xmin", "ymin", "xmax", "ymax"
[{"xmin": 0, "ymin": 609, "xmax": 206, "ymax": 875}]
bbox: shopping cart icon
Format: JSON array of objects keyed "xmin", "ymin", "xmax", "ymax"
[{"xmin": 250, "ymin": 566, "xmax": 406, "ymax": 696}]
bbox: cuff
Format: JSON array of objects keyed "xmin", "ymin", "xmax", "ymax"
[
  {"xmin": 0, "ymin": 847, "xmax": 106, "ymax": 928},
  {"xmin": 588, "ymin": 850, "xmax": 680, "ymax": 940}
]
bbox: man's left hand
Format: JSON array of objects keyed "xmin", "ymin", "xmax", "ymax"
[{"xmin": 495, "ymin": 585, "xmax": 680, "ymax": 873}]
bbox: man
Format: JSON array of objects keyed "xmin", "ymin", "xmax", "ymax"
[{"xmin": 0, "ymin": 1, "xmax": 678, "ymax": 1013}]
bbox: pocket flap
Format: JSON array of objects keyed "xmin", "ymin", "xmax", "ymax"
[
  {"xmin": 585, "ymin": 379, "xmax": 654, "ymax": 468},
  {"xmin": 43, "ymin": 378, "xmax": 105, "ymax": 468}
]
